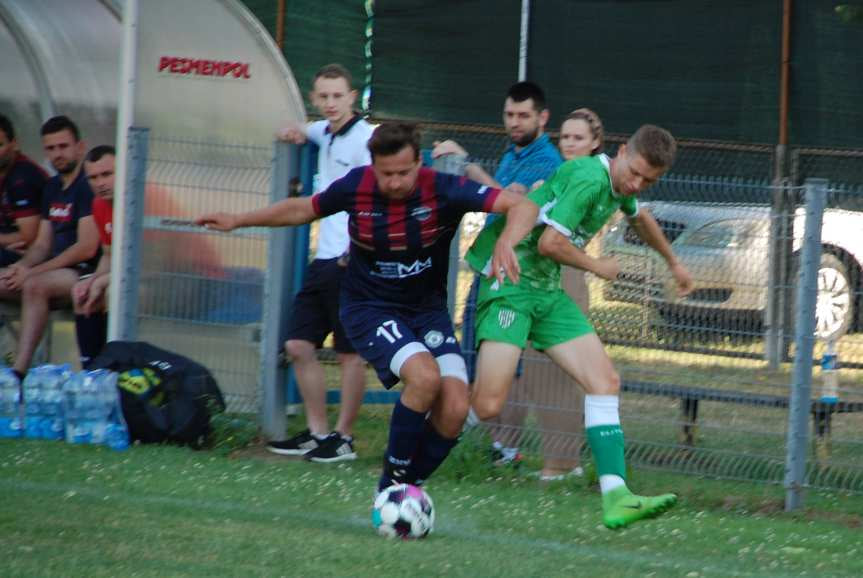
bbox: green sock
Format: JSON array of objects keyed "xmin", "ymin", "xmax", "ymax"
[{"xmin": 586, "ymin": 424, "xmax": 627, "ymax": 479}]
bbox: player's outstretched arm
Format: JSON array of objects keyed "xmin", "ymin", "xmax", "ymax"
[
  {"xmin": 196, "ymin": 197, "xmax": 318, "ymax": 232},
  {"xmin": 627, "ymin": 209, "xmax": 694, "ymax": 297},
  {"xmin": 489, "ymin": 192, "xmax": 540, "ymax": 285}
]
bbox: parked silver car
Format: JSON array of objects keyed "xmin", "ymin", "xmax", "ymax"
[{"xmin": 601, "ymin": 201, "xmax": 861, "ymax": 339}]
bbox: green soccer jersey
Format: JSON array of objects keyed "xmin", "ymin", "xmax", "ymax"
[{"xmin": 466, "ymin": 154, "xmax": 639, "ymax": 290}]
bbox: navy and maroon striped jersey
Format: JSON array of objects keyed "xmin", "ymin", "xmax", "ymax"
[
  {"xmin": 313, "ymin": 166, "xmax": 500, "ymax": 306},
  {"xmin": 0, "ymin": 153, "xmax": 46, "ymax": 231}
]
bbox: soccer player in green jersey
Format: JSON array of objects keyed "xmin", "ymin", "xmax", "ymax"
[{"xmin": 466, "ymin": 124, "xmax": 695, "ymax": 529}]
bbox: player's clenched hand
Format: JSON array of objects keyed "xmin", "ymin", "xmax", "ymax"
[
  {"xmin": 670, "ymin": 262, "xmax": 695, "ymax": 297},
  {"xmin": 593, "ymin": 256, "xmax": 621, "ymax": 282},
  {"xmin": 431, "ymin": 140, "xmax": 468, "ymax": 159},
  {"xmin": 196, "ymin": 213, "xmax": 239, "ymax": 232},
  {"xmin": 491, "ymin": 239, "xmax": 520, "ymax": 285},
  {"xmin": 276, "ymin": 123, "xmax": 307, "ymax": 145}
]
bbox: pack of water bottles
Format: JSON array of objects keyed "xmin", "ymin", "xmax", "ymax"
[
  {"xmin": 62, "ymin": 369, "xmax": 129, "ymax": 450},
  {"xmin": 0, "ymin": 364, "xmax": 130, "ymax": 451},
  {"xmin": 24, "ymin": 364, "xmax": 73, "ymax": 440}
]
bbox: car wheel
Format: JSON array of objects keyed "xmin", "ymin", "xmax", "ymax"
[{"xmin": 813, "ymin": 253, "xmax": 853, "ymax": 340}]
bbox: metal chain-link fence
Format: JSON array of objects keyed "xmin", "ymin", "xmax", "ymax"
[
  {"xmin": 415, "ymin": 121, "xmax": 863, "ymax": 494},
  {"xmin": 118, "ymin": 124, "xmax": 863, "ymax": 496},
  {"xmin": 137, "ymin": 135, "xmax": 271, "ymax": 414}
]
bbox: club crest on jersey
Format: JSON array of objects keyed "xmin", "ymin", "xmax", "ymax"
[
  {"xmin": 411, "ymin": 205, "xmax": 432, "ymax": 222},
  {"xmin": 498, "ymin": 309, "xmax": 516, "ymax": 329},
  {"xmin": 424, "ymin": 330, "xmax": 444, "ymax": 349}
]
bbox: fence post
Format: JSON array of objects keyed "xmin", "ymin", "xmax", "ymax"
[
  {"xmin": 259, "ymin": 141, "xmax": 299, "ymax": 441},
  {"xmin": 784, "ymin": 178, "xmax": 826, "ymax": 511},
  {"xmin": 109, "ymin": 126, "xmax": 148, "ymax": 341},
  {"xmin": 284, "ymin": 142, "xmax": 316, "ymax": 407}
]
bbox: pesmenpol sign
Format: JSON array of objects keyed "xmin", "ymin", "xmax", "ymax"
[{"xmin": 158, "ymin": 56, "xmax": 251, "ymax": 79}]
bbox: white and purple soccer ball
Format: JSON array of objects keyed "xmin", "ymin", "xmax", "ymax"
[{"xmin": 372, "ymin": 483, "xmax": 435, "ymax": 539}]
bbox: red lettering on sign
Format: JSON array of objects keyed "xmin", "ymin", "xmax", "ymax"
[{"xmin": 157, "ymin": 55, "xmax": 252, "ymax": 80}]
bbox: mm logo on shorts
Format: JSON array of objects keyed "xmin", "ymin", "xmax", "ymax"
[{"xmin": 498, "ymin": 309, "xmax": 516, "ymax": 329}]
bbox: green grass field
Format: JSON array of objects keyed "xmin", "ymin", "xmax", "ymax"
[{"xmin": 2, "ymin": 408, "xmax": 862, "ymax": 577}]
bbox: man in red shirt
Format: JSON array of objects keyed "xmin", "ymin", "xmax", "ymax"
[
  {"xmin": 0, "ymin": 113, "xmax": 45, "ymax": 264},
  {"xmin": 71, "ymin": 146, "xmax": 115, "ymax": 367}
]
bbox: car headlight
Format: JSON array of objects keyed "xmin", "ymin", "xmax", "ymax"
[{"xmin": 679, "ymin": 219, "xmax": 761, "ymax": 248}]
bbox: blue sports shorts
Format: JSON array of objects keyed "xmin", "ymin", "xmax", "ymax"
[{"xmin": 339, "ymin": 299, "xmax": 464, "ymax": 389}]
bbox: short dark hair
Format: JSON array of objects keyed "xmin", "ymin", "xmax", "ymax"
[
  {"xmin": 313, "ymin": 63, "xmax": 353, "ymax": 88},
  {"xmin": 506, "ymin": 81, "xmax": 547, "ymax": 111},
  {"xmin": 85, "ymin": 145, "xmax": 116, "ymax": 164},
  {"xmin": 40, "ymin": 115, "xmax": 80, "ymax": 141},
  {"xmin": 627, "ymin": 124, "xmax": 677, "ymax": 169},
  {"xmin": 368, "ymin": 123, "xmax": 421, "ymax": 161},
  {"xmin": 0, "ymin": 113, "xmax": 14, "ymax": 141}
]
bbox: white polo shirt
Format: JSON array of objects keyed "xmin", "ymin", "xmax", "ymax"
[{"xmin": 307, "ymin": 116, "xmax": 375, "ymax": 260}]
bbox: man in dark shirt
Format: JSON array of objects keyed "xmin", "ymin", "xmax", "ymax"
[
  {"xmin": 198, "ymin": 123, "xmax": 533, "ymax": 500},
  {"xmin": 0, "ymin": 116, "xmax": 100, "ymax": 380},
  {"xmin": 0, "ymin": 113, "xmax": 45, "ymax": 266}
]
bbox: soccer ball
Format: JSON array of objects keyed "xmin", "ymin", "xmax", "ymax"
[{"xmin": 372, "ymin": 484, "xmax": 435, "ymax": 539}]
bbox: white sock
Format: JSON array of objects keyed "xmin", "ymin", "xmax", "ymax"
[
  {"xmin": 464, "ymin": 407, "xmax": 480, "ymax": 429},
  {"xmin": 502, "ymin": 447, "xmax": 519, "ymax": 460},
  {"xmin": 584, "ymin": 394, "xmax": 620, "ymax": 428},
  {"xmin": 599, "ymin": 474, "xmax": 627, "ymax": 494},
  {"xmin": 311, "ymin": 431, "xmax": 328, "ymax": 440}
]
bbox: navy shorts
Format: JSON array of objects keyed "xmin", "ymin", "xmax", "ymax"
[
  {"xmin": 339, "ymin": 299, "xmax": 465, "ymax": 389},
  {"xmin": 0, "ymin": 248, "xmax": 21, "ymax": 268},
  {"xmin": 287, "ymin": 258, "xmax": 355, "ymax": 353}
]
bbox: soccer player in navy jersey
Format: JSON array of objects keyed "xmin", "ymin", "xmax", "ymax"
[{"xmin": 197, "ymin": 123, "xmax": 532, "ymax": 494}]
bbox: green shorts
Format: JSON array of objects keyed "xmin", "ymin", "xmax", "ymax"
[{"xmin": 474, "ymin": 276, "xmax": 595, "ymax": 350}]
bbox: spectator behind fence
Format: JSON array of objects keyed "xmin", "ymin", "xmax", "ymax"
[
  {"xmin": 522, "ymin": 108, "xmax": 605, "ymax": 481},
  {"xmin": 71, "ymin": 145, "xmax": 115, "ymax": 368},
  {"xmin": 0, "ymin": 115, "xmax": 100, "ymax": 383},
  {"xmin": 432, "ymin": 81, "xmax": 562, "ymax": 467},
  {"xmin": 266, "ymin": 63, "xmax": 375, "ymax": 463},
  {"xmin": 0, "ymin": 113, "xmax": 46, "ymax": 266}
]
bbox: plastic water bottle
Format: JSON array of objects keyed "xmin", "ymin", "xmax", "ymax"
[
  {"xmin": 83, "ymin": 370, "xmax": 109, "ymax": 445},
  {"xmin": 63, "ymin": 371, "xmax": 91, "ymax": 444},
  {"xmin": 0, "ymin": 368, "xmax": 23, "ymax": 438},
  {"xmin": 23, "ymin": 370, "xmax": 43, "ymax": 438},
  {"xmin": 820, "ymin": 339, "xmax": 839, "ymax": 404},
  {"xmin": 39, "ymin": 365, "xmax": 72, "ymax": 440},
  {"xmin": 101, "ymin": 371, "xmax": 129, "ymax": 451}
]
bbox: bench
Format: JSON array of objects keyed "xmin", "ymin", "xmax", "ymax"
[
  {"xmin": 0, "ymin": 301, "xmax": 75, "ymax": 366},
  {"xmin": 622, "ymin": 380, "xmax": 863, "ymax": 455}
]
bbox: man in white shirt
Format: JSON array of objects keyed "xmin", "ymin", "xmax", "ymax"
[{"xmin": 267, "ymin": 64, "xmax": 375, "ymax": 462}]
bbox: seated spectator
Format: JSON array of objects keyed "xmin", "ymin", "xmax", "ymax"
[
  {"xmin": 71, "ymin": 146, "xmax": 115, "ymax": 367},
  {"xmin": 0, "ymin": 113, "xmax": 45, "ymax": 265},
  {"xmin": 0, "ymin": 115, "xmax": 100, "ymax": 382}
]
